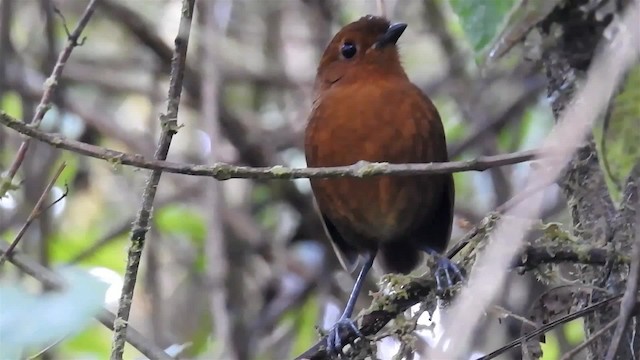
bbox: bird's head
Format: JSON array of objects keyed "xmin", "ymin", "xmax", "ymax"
[{"xmin": 315, "ymin": 15, "xmax": 408, "ymax": 91}]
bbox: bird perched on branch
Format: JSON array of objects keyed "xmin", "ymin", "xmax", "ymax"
[{"xmin": 304, "ymin": 15, "xmax": 462, "ymax": 356}]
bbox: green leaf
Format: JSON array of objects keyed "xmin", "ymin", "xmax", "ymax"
[
  {"xmin": 597, "ymin": 64, "xmax": 640, "ymax": 201},
  {"xmin": 449, "ymin": 0, "xmax": 518, "ymax": 54},
  {"xmin": 156, "ymin": 205, "xmax": 208, "ymax": 273},
  {"xmin": 0, "ymin": 267, "xmax": 107, "ymax": 358},
  {"xmin": 50, "ymin": 229, "xmax": 127, "ymax": 273}
]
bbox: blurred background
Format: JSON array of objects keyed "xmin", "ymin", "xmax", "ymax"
[{"xmin": 0, "ymin": 0, "xmax": 582, "ymax": 359}]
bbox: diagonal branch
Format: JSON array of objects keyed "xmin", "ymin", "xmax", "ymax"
[
  {"xmin": 0, "ymin": 162, "xmax": 66, "ymax": 266},
  {"xmin": 109, "ymin": 1, "xmax": 196, "ymax": 359}
]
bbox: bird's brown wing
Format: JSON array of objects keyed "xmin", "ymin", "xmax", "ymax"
[
  {"xmin": 320, "ymin": 213, "xmax": 360, "ymax": 274},
  {"xmin": 378, "ymin": 86, "xmax": 455, "ymax": 272},
  {"xmin": 306, "ymin": 93, "xmax": 360, "ymax": 274},
  {"xmin": 416, "ymin": 172, "xmax": 455, "ymax": 253},
  {"xmin": 411, "ymin": 85, "xmax": 455, "ymax": 254}
]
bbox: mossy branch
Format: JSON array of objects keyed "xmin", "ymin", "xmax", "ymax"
[{"xmin": 295, "ymin": 217, "xmax": 629, "ymax": 360}]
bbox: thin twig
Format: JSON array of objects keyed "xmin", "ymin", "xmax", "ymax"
[
  {"xmin": 0, "ymin": 0, "xmax": 98, "ymax": 197},
  {"xmin": 0, "ymin": 114, "xmax": 545, "ymax": 179},
  {"xmin": 109, "ymin": 1, "xmax": 195, "ymax": 359},
  {"xmin": 490, "ymin": 305, "xmax": 537, "ymax": 327},
  {"xmin": 45, "ymin": 184, "xmax": 69, "ymax": 211},
  {"xmin": 0, "ymin": 241, "xmax": 172, "ymax": 360},
  {"xmin": 0, "ymin": 162, "xmax": 66, "ymax": 266}
]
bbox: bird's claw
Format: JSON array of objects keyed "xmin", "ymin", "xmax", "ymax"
[
  {"xmin": 325, "ymin": 317, "xmax": 363, "ymax": 357},
  {"xmin": 422, "ymin": 248, "xmax": 464, "ymax": 291},
  {"xmin": 433, "ymin": 256, "xmax": 464, "ymax": 291}
]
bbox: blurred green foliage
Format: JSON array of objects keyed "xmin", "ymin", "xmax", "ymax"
[
  {"xmin": 61, "ymin": 324, "xmax": 113, "ymax": 360},
  {"xmin": 0, "ymin": 267, "xmax": 107, "ymax": 359},
  {"xmin": 156, "ymin": 204, "xmax": 207, "ymax": 272},
  {"xmin": 0, "ymin": 92, "xmax": 23, "ymax": 120},
  {"xmin": 290, "ymin": 295, "xmax": 320, "ymax": 358},
  {"xmin": 155, "ymin": 205, "xmax": 207, "ymax": 244}
]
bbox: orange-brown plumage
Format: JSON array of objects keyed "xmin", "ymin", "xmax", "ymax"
[{"xmin": 304, "ymin": 15, "xmax": 457, "ymax": 355}]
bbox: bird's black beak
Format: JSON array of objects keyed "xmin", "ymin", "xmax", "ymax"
[{"xmin": 374, "ymin": 23, "xmax": 407, "ymax": 49}]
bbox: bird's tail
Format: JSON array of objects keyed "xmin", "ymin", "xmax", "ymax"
[{"xmin": 378, "ymin": 241, "xmax": 421, "ymax": 274}]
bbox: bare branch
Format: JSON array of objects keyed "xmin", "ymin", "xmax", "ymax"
[
  {"xmin": 0, "ymin": 0, "xmax": 98, "ymax": 197},
  {"xmin": 109, "ymin": 1, "xmax": 196, "ymax": 359},
  {"xmin": 0, "ymin": 112, "xmax": 544, "ymax": 180}
]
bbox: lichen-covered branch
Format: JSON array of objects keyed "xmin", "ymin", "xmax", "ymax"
[{"xmin": 0, "ymin": 112, "xmax": 543, "ymax": 180}]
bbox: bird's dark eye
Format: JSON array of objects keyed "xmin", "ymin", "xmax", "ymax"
[{"xmin": 340, "ymin": 42, "xmax": 357, "ymax": 59}]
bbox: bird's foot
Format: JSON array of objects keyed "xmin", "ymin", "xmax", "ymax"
[
  {"xmin": 325, "ymin": 317, "xmax": 363, "ymax": 357},
  {"xmin": 425, "ymin": 250, "xmax": 464, "ymax": 291},
  {"xmin": 434, "ymin": 256, "xmax": 464, "ymax": 290}
]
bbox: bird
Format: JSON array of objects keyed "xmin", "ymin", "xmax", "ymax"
[{"xmin": 304, "ymin": 15, "xmax": 462, "ymax": 356}]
